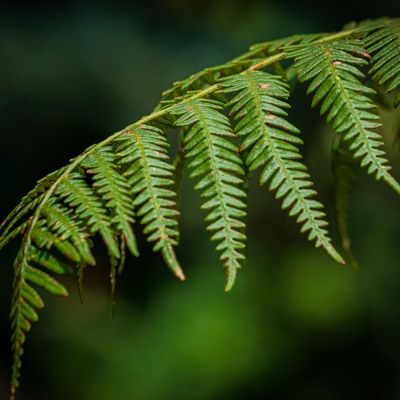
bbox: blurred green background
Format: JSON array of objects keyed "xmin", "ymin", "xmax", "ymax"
[{"xmin": 1, "ymin": 1, "xmax": 400, "ymax": 399}]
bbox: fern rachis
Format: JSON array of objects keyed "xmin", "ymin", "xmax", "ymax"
[{"xmin": 1, "ymin": 17, "xmax": 400, "ymax": 399}]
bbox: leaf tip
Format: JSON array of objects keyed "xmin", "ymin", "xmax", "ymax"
[
  {"xmin": 175, "ymin": 266, "xmax": 186, "ymax": 281},
  {"xmin": 224, "ymin": 267, "xmax": 237, "ymax": 292},
  {"xmin": 161, "ymin": 245, "xmax": 185, "ymax": 281},
  {"xmin": 328, "ymin": 245, "xmax": 346, "ymax": 265}
]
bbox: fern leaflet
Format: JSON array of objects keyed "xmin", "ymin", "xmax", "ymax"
[
  {"xmin": 221, "ymin": 71, "xmax": 343, "ymax": 263},
  {"xmin": 56, "ymin": 171, "xmax": 120, "ymax": 258},
  {"xmin": 116, "ymin": 125, "xmax": 183, "ymax": 280},
  {"xmin": 365, "ymin": 19, "xmax": 400, "ymax": 94},
  {"xmin": 288, "ymin": 40, "xmax": 400, "ymax": 195},
  {"xmin": 81, "ymin": 146, "xmax": 139, "ymax": 257},
  {"xmin": 172, "ymin": 99, "xmax": 247, "ymax": 290}
]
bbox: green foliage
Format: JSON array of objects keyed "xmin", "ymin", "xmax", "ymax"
[
  {"xmin": 221, "ymin": 71, "xmax": 343, "ymax": 263},
  {"xmin": 1, "ymin": 17, "xmax": 400, "ymax": 399},
  {"xmin": 172, "ymin": 99, "xmax": 247, "ymax": 290},
  {"xmin": 287, "ymin": 39, "xmax": 400, "ymax": 194},
  {"xmin": 116, "ymin": 125, "xmax": 182, "ymax": 277},
  {"xmin": 366, "ymin": 19, "xmax": 400, "ymax": 95}
]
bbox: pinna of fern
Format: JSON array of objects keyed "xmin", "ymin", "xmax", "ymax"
[
  {"xmin": 171, "ymin": 98, "xmax": 247, "ymax": 291},
  {"xmin": 287, "ymin": 39, "xmax": 400, "ymax": 194},
  {"xmin": 1, "ymin": 17, "xmax": 400, "ymax": 399},
  {"xmin": 220, "ymin": 70, "xmax": 344, "ymax": 264},
  {"xmin": 365, "ymin": 18, "xmax": 400, "ymax": 95}
]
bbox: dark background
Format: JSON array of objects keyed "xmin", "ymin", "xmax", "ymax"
[{"xmin": 1, "ymin": 1, "xmax": 400, "ymax": 399}]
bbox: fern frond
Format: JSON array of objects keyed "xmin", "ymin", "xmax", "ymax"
[
  {"xmin": 0, "ymin": 168, "xmax": 64, "ymax": 240},
  {"xmin": 6, "ymin": 123, "xmax": 183, "ymax": 398},
  {"xmin": 40, "ymin": 201, "xmax": 95, "ymax": 265},
  {"xmin": 288, "ymin": 40, "xmax": 400, "ymax": 195},
  {"xmin": 10, "ymin": 240, "xmax": 69, "ymax": 397},
  {"xmin": 28, "ymin": 246, "xmax": 73, "ymax": 274},
  {"xmin": 31, "ymin": 221, "xmax": 81, "ymax": 262},
  {"xmin": 221, "ymin": 71, "xmax": 343, "ymax": 263},
  {"xmin": 0, "ymin": 220, "xmax": 30, "ymax": 251},
  {"xmin": 116, "ymin": 125, "xmax": 183, "ymax": 280},
  {"xmin": 56, "ymin": 171, "xmax": 120, "ymax": 258},
  {"xmin": 172, "ymin": 98, "xmax": 247, "ymax": 290},
  {"xmin": 365, "ymin": 19, "xmax": 400, "ymax": 94},
  {"xmin": 332, "ymin": 136, "xmax": 359, "ymax": 268},
  {"xmin": 82, "ymin": 146, "xmax": 139, "ymax": 257},
  {"xmin": 4, "ymin": 19, "xmax": 400, "ymax": 398}
]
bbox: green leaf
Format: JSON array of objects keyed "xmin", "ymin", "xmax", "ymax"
[
  {"xmin": 222, "ymin": 71, "xmax": 343, "ymax": 264},
  {"xmin": 0, "ymin": 168, "xmax": 64, "ymax": 239},
  {"xmin": 172, "ymin": 98, "xmax": 247, "ymax": 290},
  {"xmin": 21, "ymin": 283, "xmax": 44, "ymax": 309},
  {"xmin": 82, "ymin": 146, "xmax": 139, "ymax": 257},
  {"xmin": 41, "ymin": 201, "xmax": 95, "ymax": 265},
  {"xmin": 31, "ymin": 222, "xmax": 81, "ymax": 263},
  {"xmin": 10, "ymin": 245, "xmax": 69, "ymax": 395},
  {"xmin": 3, "ymin": 19, "xmax": 400, "ymax": 399},
  {"xmin": 365, "ymin": 19, "xmax": 400, "ymax": 93},
  {"xmin": 116, "ymin": 125, "xmax": 184, "ymax": 280},
  {"xmin": 29, "ymin": 247, "xmax": 73, "ymax": 275},
  {"xmin": 0, "ymin": 220, "xmax": 30, "ymax": 251},
  {"xmin": 25, "ymin": 265, "xmax": 68, "ymax": 296},
  {"xmin": 288, "ymin": 40, "xmax": 400, "ymax": 195},
  {"xmin": 56, "ymin": 171, "xmax": 120, "ymax": 258}
]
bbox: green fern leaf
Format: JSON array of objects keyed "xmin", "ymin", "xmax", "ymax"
[
  {"xmin": 82, "ymin": 146, "xmax": 139, "ymax": 257},
  {"xmin": 56, "ymin": 171, "xmax": 120, "ymax": 258},
  {"xmin": 0, "ymin": 220, "xmax": 30, "ymax": 251},
  {"xmin": 288, "ymin": 40, "xmax": 400, "ymax": 195},
  {"xmin": 221, "ymin": 71, "xmax": 343, "ymax": 263},
  {"xmin": 0, "ymin": 169, "xmax": 64, "ymax": 241},
  {"xmin": 116, "ymin": 125, "xmax": 184, "ymax": 280},
  {"xmin": 28, "ymin": 246, "xmax": 73, "ymax": 274},
  {"xmin": 31, "ymin": 222, "xmax": 81, "ymax": 263},
  {"xmin": 10, "ymin": 243, "xmax": 69, "ymax": 396},
  {"xmin": 365, "ymin": 19, "xmax": 400, "ymax": 93},
  {"xmin": 172, "ymin": 98, "xmax": 247, "ymax": 290},
  {"xmin": 4, "ymin": 19, "xmax": 400, "ymax": 398},
  {"xmin": 40, "ymin": 201, "xmax": 95, "ymax": 265},
  {"xmin": 23, "ymin": 264, "xmax": 69, "ymax": 296}
]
